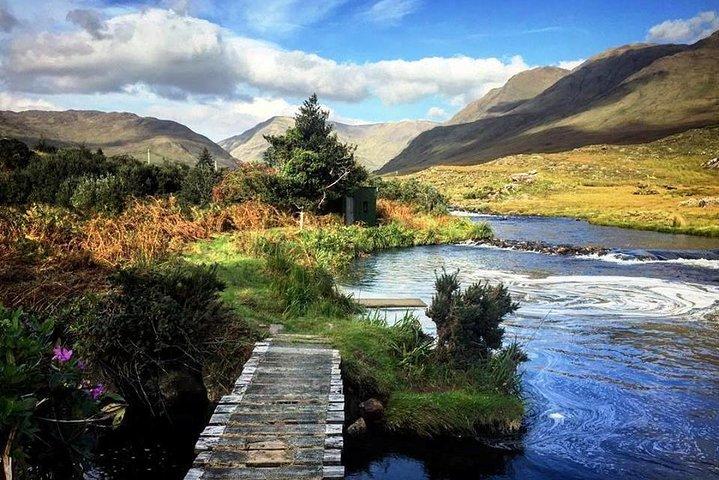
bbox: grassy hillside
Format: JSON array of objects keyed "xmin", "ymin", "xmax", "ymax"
[
  {"xmin": 0, "ymin": 109, "xmax": 235, "ymax": 167},
  {"xmin": 405, "ymin": 127, "xmax": 719, "ymax": 236},
  {"xmin": 381, "ymin": 32, "xmax": 719, "ymax": 173},
  {"xmin": 447, "ymin": 66, "xmax": 568, "ymax": 125},
  {"xmin": 220, "ymin": 116, "xmax": 437, "ymax": 171}
]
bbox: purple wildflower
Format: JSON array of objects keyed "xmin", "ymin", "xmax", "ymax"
[
  {"xmin": 77, "ymin": 359, "xmax": 87, "ymax": 371},
  {"xmin": 52, "ymin": 345, "xmax": 73, "ymax": 363},
  {"xmin": 90, "ymin": 384, "xmax": 106, "ymax": 400}
]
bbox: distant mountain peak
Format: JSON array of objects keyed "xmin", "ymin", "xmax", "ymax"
[{"xmin": 219, "ymin": 116, "xmax": 437, "ymax": 172}]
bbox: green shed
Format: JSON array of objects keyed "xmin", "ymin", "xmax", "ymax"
[{"xmin": 344, "ymin": 187, "xmax": 377, "ymax": 226}]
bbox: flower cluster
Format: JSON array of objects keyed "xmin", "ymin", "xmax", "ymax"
[{"xmin": 52, "ymin": 344, "xmax": 105, "ymax": 401}]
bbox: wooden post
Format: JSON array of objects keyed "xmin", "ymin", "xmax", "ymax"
[{"xmin": 299, "ymin": 210, "xmax": 305, "ymax": 230}]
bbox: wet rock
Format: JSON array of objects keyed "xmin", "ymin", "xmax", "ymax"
[
  {"xmin": 465, "ymin": 238, "xmax": 609, "ymax": 257},
  {"xmin": 359, "ymin": 398, "xmax": 385, "ymax": 422},
  {"xmin": 347, "ymin": 417, "xmax": 368, "ymax": 437}
]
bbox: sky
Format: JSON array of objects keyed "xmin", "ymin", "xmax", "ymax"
[{"xmin": 0, "ymin": 0, "xmax": 717, "ymax": 141}]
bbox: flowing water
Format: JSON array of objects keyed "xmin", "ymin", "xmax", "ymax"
[{"xmin": 340, "ymin": 215, "xmax": 719, "ymax": 480}]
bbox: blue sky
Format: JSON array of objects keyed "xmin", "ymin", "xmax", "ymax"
[{"xmin": 0, "ymin": 0, "xmax": 717, "ymax": 140}]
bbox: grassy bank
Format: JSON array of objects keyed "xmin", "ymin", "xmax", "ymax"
[
  {"xmin": 184, "ymin": 210, "xmax": 525, "ymax": 439},
  {"xmin": 407, "ymin": 127, "xmax": 719, "ymax": 237}
]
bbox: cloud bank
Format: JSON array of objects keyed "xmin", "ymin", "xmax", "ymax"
[
  {"xmin": 646, "ymin": 10, "xmax": 719, "ymax": 44},
  {"xmin": 2, "ymin": 8, "xmax": 529, "ymax": 106}
]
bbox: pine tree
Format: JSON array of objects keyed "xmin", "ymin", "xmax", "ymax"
[
  {"xmin": 263, "ymin": 94, "xmax": 367, "ymax": 212},
  {"xmin": 196, "ymin": 148, "xmax": 214, "ymax": 169}
]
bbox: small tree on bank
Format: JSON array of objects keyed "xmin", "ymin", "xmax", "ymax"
[
  {"xmin": 179, "ymin": 148, "xmax": 219, "ymax": 207},
  {"xmin": 263, "ymin": 94, "xmax": 367, "ymax": 212},
  {"xmin": 426, "ymin": 270, "xmax": 518, "ymax": 367}
]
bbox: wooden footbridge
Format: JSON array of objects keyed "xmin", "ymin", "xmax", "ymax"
[{"xmin": 185, "ymin": 334, "xmax": 345, "ymax": 480}]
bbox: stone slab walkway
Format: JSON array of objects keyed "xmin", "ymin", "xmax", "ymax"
[{"xmin": 185, "ymin": 334, "xmax": 344, "ymax": 480}]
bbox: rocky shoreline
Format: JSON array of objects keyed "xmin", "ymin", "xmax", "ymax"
[{"xmin": 462, "ymin": 238, "xmax": 610, "ymax": 256}]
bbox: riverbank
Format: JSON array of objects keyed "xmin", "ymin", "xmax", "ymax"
[
  {"xmin": 407, "ymin": 127, "xmax": 719, "ymax": 237},
  {"xmin": 184, "ymin": 206, "xmax": 525, "ymax": 441}
]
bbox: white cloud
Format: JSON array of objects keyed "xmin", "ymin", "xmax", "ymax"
[
  {"xmin": 2, "ymin": 8, "xmax": 529, "ymax": 106},
  {"xmin": 646, "ymin": 11, "xmax": 719, "ymax": 44},
  {"xmin": 556, "ymin": 59, "xmax": 584, "ymax": 70},
  {"xmin": 426, "ymin": 106, "xmax": 447, "ymax": 120},
  {"xmin": 0, "ymin": 92, "xmax": 60, "ymax": 110},
  {"xmin": 144, "ymin": 95, "xmax": 298, "ymax": 141},
  {"xmin": 363, "ymin": 0, "xmax": 420, "ymax": 25}
]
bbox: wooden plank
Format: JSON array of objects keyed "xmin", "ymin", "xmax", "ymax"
[
  {"xmin": 186, "ymin": 335, "xmax": 345, "ymax": 479},
  {"xmin": 356, "ymin": 297, "xmax": 427, "ymax": 308}
]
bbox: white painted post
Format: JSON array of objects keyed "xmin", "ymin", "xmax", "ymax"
[{"xmin": 299, "ymin": 210, "xmax": 305, "ymax": 230}]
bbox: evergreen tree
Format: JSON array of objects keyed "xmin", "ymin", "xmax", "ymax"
[
  {"xmin": 196, "ymin": 147, "xmax": 214, "ymax": 169},
  {"xmin": 263, "ymin": 94, "xmax": 367, "ymax": 212},
  {"xmin": 179, "ymin": 148, "xmax": 218, "ymax": 207}
]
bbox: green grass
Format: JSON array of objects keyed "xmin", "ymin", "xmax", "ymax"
[
  {"xmin": 184, "ymin": 218, "xmax": 523, "ymax": 439},
  {"xmin": 408, "ymin": 127, "xmax": 719, "ymax": 237}
]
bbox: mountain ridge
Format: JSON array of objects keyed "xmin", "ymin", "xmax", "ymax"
[
  {"xmin": 220, "ymin": 116, "xmax": 437, "ymax": 171},
  {"xmin": 447, "ymin": 66, "xmax": 569, "ymax": 125},
  {"xmin": 379, "ymin": 32, "xmax": 719, "ymax": 174},
  {"xmin": 0, "ymin": 109, "xmax": 235, "ymax": 167}
]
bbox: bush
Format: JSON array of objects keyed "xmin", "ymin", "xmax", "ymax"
[
  {"xmin": 0, "ymin": 141, "xmax": 188, "ymax": 211},
  {"xmin": 213, "ymin": 163, "xmax": 294, "ymax": 209},
  {"xmin": 75, "ymin": 262, "xmax": 236, "ymax": 416},
  {"xmin": 179, "ymin": 149, "xmax": 220, "ymax": 208},
  {"xmin": 1, "ymin": 306, "xmax": 122, "ymax": 476},
  {"xmin": 0, "ymin": 139, "xmax": 33, "ymax": 171},
  {"xmin": 70, "ymin": 175, "xmax": 127, "ymax": 214},
  {"xmin": 375, "ymin": 178, "xmax": 449, "ymax": 214},
  {"xmin": 426, "ymin": 270, "xmax": 518, "ymax": 367}
]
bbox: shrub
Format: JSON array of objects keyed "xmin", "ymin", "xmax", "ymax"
[
  {"xmin": 75, "ymin": 262, "xmax": 236, "ymax": 416},
  {"xmin": 426, "ymin": 270, "xmax": 518, "ymax": 367},
  {"xmin": 0, "ymin": 139, "xmax": 33, "ymax": 170},
  {"xmin": 1, "ymin": 306, "xmax": 122, "ymax": 476},
  {"xmin": 70, "ymin": 175, "xmax": 127, "ymax": 214},
  {"xmin": 33, "ymin": 137, "xmax": 57, "ymax": 154},
  {"xmin": 213, "ymin": 163, "xmax": 295, "ymax": 209},
  {"xmin": 375, "ymin": 178, "xmax": 449, "ymax": 214},
  {"xmin": 179, "ymin": 150, "xmax": 220, "ymax": 207}
]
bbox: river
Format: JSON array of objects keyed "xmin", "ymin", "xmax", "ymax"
[{"xmin": 339, "ymin": 214, "xmax": 719, "ymax": 480}]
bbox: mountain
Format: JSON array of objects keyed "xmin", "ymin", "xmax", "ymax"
[
  {"xmin": 220, "ymin": 116, "xmax": 437, "ymax": 172},
  {"xmin": 0, "ymin": 110, "xmax": 235, "ymax": 167},
  {"xmin": 380, "ymin": 32, "xmax": 719, "ymax": 174},
  {"xmin": 448, "ymin": 66, "xmax": 569, "ymax": 125}
]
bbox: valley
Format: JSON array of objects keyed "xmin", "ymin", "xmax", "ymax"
[{"xmin": 407, "ymin": 127, "xmax": 719, "ymax": 236}]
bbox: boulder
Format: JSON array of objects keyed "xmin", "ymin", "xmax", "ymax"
[
  {"xmin": 359, "ymin": 398, "xmax": 385, "ymax": 422},
  {"xmin": 346, "ymin": 417, "xmax": 367, "ymax": 437}
]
